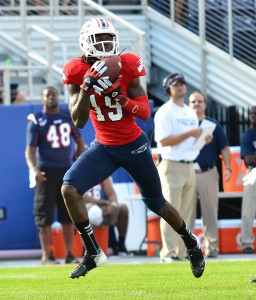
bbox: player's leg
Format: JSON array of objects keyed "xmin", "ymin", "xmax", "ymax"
[
  {"xmin": 177, "ymin": 164, "xmax": 197, "ymax": 259},
  {"xmin": 158, "ymin": 160, "xmax": 184, "ymax": 261},
  {"xmin": 34, "ymin": 169, "xmax": 59, "ymax": 264},
  {"xmin": 241, "ymin": 183, "xmax": 256, "ymax": 253},
  {"xmin": 197, "ymin": 167, "xmax": 219, "ymax": 257},
  {"xmin": 111, "ymin": 204, "xmax": 129, "ymax": 255},
  {"xmin": 61, "ymin": 142, "xmax": 118, "ymax": 278},
  {"xmin": 116, "ymin": 204, "xmax": 129, "ymax": 254},
  {"xmin": 129, "ymin": 155, "xmax": 204, "ymax": 277},
  {"xmin": 118, "ymin": 132, "xmax": 205, "ymax": 277},
  {"xmin": 56, "ymin": 168, "xmax": 79, "ymax": 263},
  {"xmin": 102, "ymin": 204, "xmax": 130, "ymax": 256}
]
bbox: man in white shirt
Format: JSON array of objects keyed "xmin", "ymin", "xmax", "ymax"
[{"xmin": 154, "ymin": 73, "xmax": 202, "ymax": 262}]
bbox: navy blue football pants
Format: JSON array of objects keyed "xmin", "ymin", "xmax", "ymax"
[{"xmin": 63, "ymin": 131, "xmax": 166, "ymax": 213}]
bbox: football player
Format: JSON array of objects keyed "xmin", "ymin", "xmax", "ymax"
[
  {"xmin": 61, "ymin": 18, "xmax": 205, "ymax": 279},
  {"xmin": 25, "ymin": 86, "xmax": 86, "ymax": 265}
]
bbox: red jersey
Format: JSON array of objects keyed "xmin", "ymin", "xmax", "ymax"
[{"xmin": 62, "ymin": 53, "xmax": 149, "ymax": 146}]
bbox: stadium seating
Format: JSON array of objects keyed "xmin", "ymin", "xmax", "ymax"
[
  {"xmin": 233, "ymin": 15, "xmax": 256, "ymax": 69},
  {"xmin": 205, "ymin": 0, "xmax": 228, "ymax": 49}
]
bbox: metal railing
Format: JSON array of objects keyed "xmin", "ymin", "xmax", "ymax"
[
  {"xmin": 0, "ymin": 25, "xmax": 66, "ymax": 104},
  {"xmin": 0, "ymin": 0, "xmax": 144, "ymax": 16},
  {"xmin": 0, "ymin": 65, "xmax": 50, "ymax": 104},
  {"xmin": 27, "ymin": 25, "xmax": 67, "ymax": 99},
  {"xmin": 0, "ymin": 0, "xmax": 148, "ymax": 104},
  {"xmin": 1, "ymin": 0, "xmax": 255, "ymax": 69},
  {"xmin": 147, "ymin": 0, "xmax": 256, "ymax": 69},
  {"xmin": 0, "ymin": 0, "xmax": 255, "ymax": 106}
]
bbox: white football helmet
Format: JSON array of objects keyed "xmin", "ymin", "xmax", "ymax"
[{"xmin": 79, "ymin": 18, "xmax": 119, "ymax": 59}]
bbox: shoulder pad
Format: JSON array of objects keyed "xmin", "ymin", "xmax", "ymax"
[
  {"xmin": 120, "ymin": 53, "xmax": 146, "ymax": 77},
  {"xmin": 27, "ymin": 112, "xmax": 44, "ymax": 124},
  {"xmin": 27, "ymin": 113, "xmax": 38, "ymax": 124}
]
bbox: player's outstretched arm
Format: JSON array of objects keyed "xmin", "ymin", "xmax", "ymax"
[{"xmin": 67, "ymin": 83, "xmax": 91, "ymax": 128}]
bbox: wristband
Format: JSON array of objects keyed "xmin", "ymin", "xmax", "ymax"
[
  {"xmin": 111, "ymin": 202, "xmax": 118, "ymax": 207},
  {"xmin": 115, "ymin": 95, "xmax": 127, "ymax": 105},
  {"xmin": 80, "ymin": 83, "xmax": 92, "ymax": 92}
]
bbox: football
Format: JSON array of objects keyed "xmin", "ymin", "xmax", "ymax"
[{"xmin": 100, "ymin": 55, "xmax": 122, "ymax": 82}]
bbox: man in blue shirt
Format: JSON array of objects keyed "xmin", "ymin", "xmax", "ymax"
[{"xmin": 189, "ymin": 91, "xmax": 231, "ymax": 258}]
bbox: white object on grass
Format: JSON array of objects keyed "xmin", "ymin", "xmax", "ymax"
[{"xmin": 88, "ymin": 205, "xmax": 103, "ymax": 226}]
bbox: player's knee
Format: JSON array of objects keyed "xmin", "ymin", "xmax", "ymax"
[
  {"xmin": 142, "ymin": 197, "xmax": 165, "ymax": 214},
  {"xmin": 61, "ymin": 184, "xmax": 77, "ymax": 206},
  {"xmin": 119, "ymin": 204, "xmax": 128, "ymax": 216}
]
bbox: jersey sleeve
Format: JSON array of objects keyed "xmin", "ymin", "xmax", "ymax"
[
  {"xmin": 26, "ymin": 119, "xmax": 38, "ymax": 147},
  {"xmin": 62, "ymin": 58, "xmax": 90, "ymax": 86},
  {"xmin": 214, "ymin": 123, "xmax": 229, "ymax": 151},
  {"xmin": 154, "ymin": 107, "xmax": 171, "ymax": 142},
  {"xmin": 120, "ymin": 53, "xmax": 146, "ymax": 80},
  {"xmin": 241, "ymin": 131, "xmax": 254, "ymax": 158}
]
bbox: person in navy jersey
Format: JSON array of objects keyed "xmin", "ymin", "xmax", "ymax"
[
  {"xmin": 240, "ymin": 107, "xmax": 256, "ymax": 254},
  {"xmin": 61, "ymin": 17, "xmax": 205, "ymax": 279},
  {"xmin": 25, "ymin": 86, "xmax": 86, "ymax": 265},
  {"xmin": 189, "ymin": 91, "xmax": 231, "ymax": 258}
]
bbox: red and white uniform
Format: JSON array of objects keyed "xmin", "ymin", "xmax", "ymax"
[{"xmin": 62, "ymin": 53, "xmax": 149, "ymax": 146}]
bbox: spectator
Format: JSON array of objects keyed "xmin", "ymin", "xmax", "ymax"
[
  {"xmin": 60, "ymin": 0, "xmax": 77, "ymax": 15},
  {"xmin": 0, "ymin": 90, "xmax": 3, "ymax": 104},
  {"xmin": 27, "ymin": 0, "xmax": 48, "ymax": 15},
  {"xmin": 10, "ymin": 84, "xmax": 26, "ymax": 104},
  {"xmin": 82, "ymin": 177, "xmax": 131, "ymax": 257},
  {"xmin": 240, "ymin": 106, "xmax": 256, "ymax": 254},
  {"xmin": 61, "ymin": 18, "xmax": 205, "ymax": 279},
  {"xmin": 175, "ymin": 0, "xmax": 189, "ymax": 27},
  {"xmin": 25, "ymin": 86, "xmax": 86, "ymax": 265},
  {"xmin": 189, "ymin": 91, "xmax": 231, "ymax": 258},
  {"xmin": 0, "ymin": 84, "xmax": 26, "ymax": 105},
  {"xmin": 154, "ymin": 73, "xmax": 202, "ymax": 262}
]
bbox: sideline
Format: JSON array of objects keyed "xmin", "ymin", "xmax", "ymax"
[{"xmin": 1, "ymin": 254, "xmax": 256, "ymax": 268}]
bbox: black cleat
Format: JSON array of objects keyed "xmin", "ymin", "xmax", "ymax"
[
  {"xmin": 187, "ymin": 234, "xmax": 205, "ymax": 278},
  {"xmin": 70, "ymin": 249, "xmax": 107, "ymax": 279}
]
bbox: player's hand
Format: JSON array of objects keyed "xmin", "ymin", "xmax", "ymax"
[
  {"xmin": 94, "ymin": 76, "xmax": 122, "ymax": 100},
  {"xmin": 104, "ymin": 202, "xmax": 116, "ymax": 218},
  {"xmin": 243, "ymin": 168, "xmax": 256, "ymax": 186},
  {"xmin": 80, "ymin": 61, "xmax": 107, "ymax": 92},
  {"xmin": 35, "ymin": 169, "xmax": 47, "ymax": 183},
  {"xmin": 93, "ymin": 76, "xmax": 113, "ymax": 95}
]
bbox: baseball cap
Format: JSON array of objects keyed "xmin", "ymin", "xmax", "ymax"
[{"xmin": 169, "ymin": 73, "xmax": 186, "ymax": 86}]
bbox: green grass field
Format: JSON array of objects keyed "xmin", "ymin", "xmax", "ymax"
[{"xmin": 1, "ymin": 260, "xmax": 256, "ymax": 300}]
